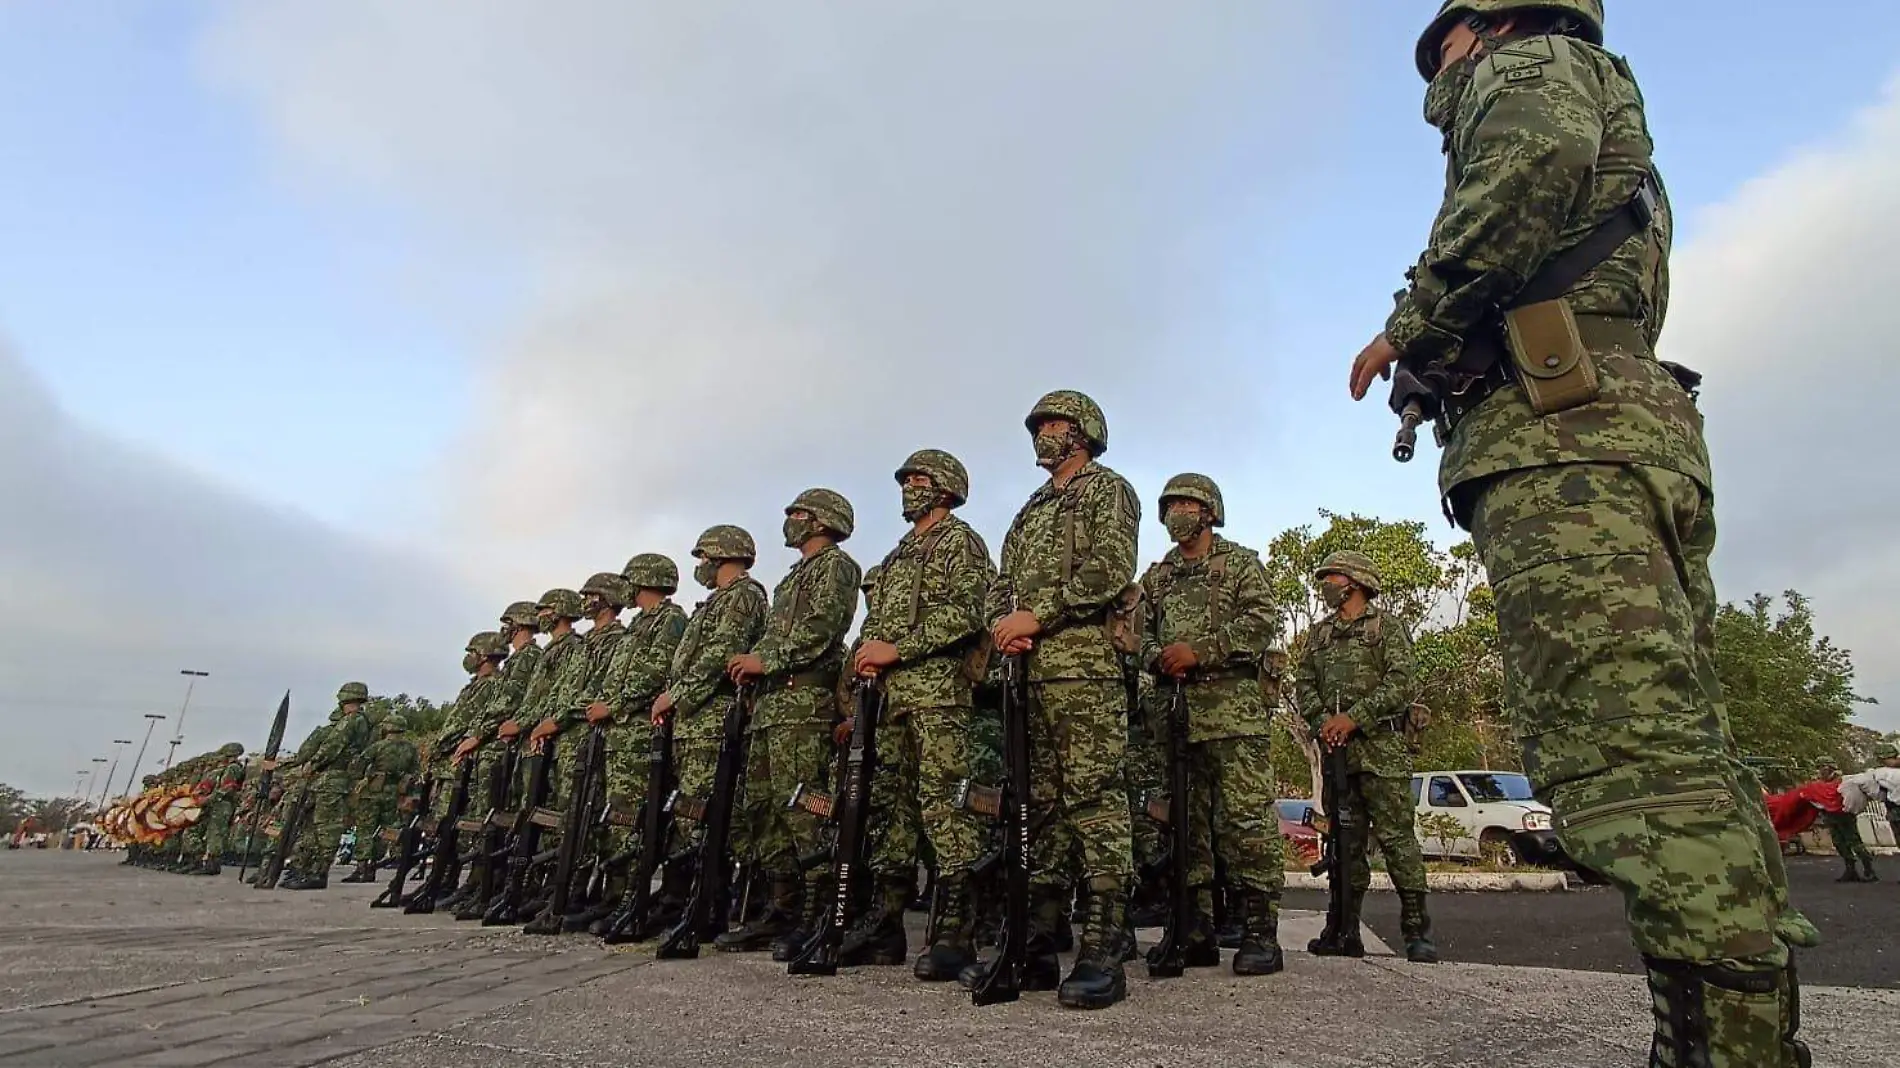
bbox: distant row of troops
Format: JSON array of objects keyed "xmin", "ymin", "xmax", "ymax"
[{"xmin": 188, "ymin": 391, "xmax": 1440, "ymax": 1011}]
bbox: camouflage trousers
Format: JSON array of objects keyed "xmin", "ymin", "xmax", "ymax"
[
  {"xmin": 1333, "ymin": 771, "xmax": 1426, "ymax": 894},
  {"xmin": 1028, "ymin": 680, "xmax": 1133, "ymax": 887},
  {"xmin": 868, "ymin": 704, "xmax": 983, "ymax": 879},
  {"xmin": 291, "ymin": 785, "xmax": 354, "ymax": 875},
  {"xmin": 1185, "ymin": 736, "xmax": 1285, "ymax": 893},
  {"xmin": 604, "ymin": 718, "xmax": 655, "ymax": 810},
  {"xmin": 1822, "ymin": 813, "xmax": 1872, "ymax": 868},
  {"xmin": 1469, "ymin": 462, "xmax": 1791, "ymax": 968},
  {"xmin": 198, "ymin": 798, "xmax": 239, "ymax": 858},
  {"xmin": 741, "ymin": 722, "xmax": 833, "ymax": 879},
  {"xmin": 674, "ymin": 734, "xmax": 748, "ymax": 858},
  {"xmin": 349, "ymin": 792, "xmax": 402, "ymax": 863},
  {"xmin": 1126, "ymin": 715, "xmax": 1164, "ymax": 875}
]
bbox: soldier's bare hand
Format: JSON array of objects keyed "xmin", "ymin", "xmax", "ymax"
[
  {"xmin": 1320, "ymin": 713, "xmax": 1358, "ymax": 747},
  {"xmin": 585, "ymin": 701, "xmax": 613, "ymax": 725},
  {"xmin": 726, "ymin": 653, "xmax": 766, "ymax": 683},
  {"xmin": 529, "ymin": 718, "xmax": 560, "ymax": 743},
  {"xmin": 1158, "ymin": 642, "xmax": 1199, "ymax": 677},
  {"xmin": 651, "ymin": 693, "xmax": 675, "ymax": 727},
  {"xmin": 1000, "ymin": 636, "xmax": 1035, "ymax": 655},
  {"xmin": 833, "ymin": 717, "xmax": 855, "ymax": 746},
  {"xmin": 259, "ymin": 759, "xmax": 279, "ymax": 772},
  {"xmin": 854, "ymin": 639, "xmax": 901, "ymax": 677},
  {"xmin": 1349, "ymin": 333, "xmax": 1400, "ymax": 401},
  {"xmin": 991, "ymin": 610, "xmax": 1042, "ymax": 651},
  {"xmin": 451, "ymin": 737, "xmax": 479, "ymax": 763},
  {"xmin": 497, "ymin": 719, "xmax": 522, "ymax": 740}
]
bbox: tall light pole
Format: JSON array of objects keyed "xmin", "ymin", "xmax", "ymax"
[
  {"xmin": 125, "ymin": 713, "xmax": 166, "ymax": 794},
  {"xmin": 97, "ymin": 739, "xmax": 133, "ymax": 808},
  {"xmin": 85, "ymin": 758, "xmax": 107, "ymax": 807},
  {"xmin": 161, "ymin": 669, "xmax": 210, "ymax": 771},
  {"xmin": 72, "ymin": 770, "xmax": 90, "ymax": 796}
]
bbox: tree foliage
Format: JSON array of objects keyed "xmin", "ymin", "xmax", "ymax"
[{"xmin": 1715, "ymin": 592, "xmax": 1872, "ymax": 783}]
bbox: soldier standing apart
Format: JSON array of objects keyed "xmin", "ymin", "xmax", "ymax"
[
  {"xmin": 1350, "ymin": 3, "xmax": 1811, "ymax": 1062},
  {"xmin": 982, "ymin": 390, "xmax": 1141, "ymax": 1010},
  {"xmin": 191, "ymin": 744, "xmax": 247, "ymax": 876},
  {"xmin": 342, "ymin": 714, "xmax": 419, "ymax": 881},
  {"xmin": 1815, "ymin": 763, "xmax": 1876, "ymax": 884},
  {"xmin": 652, "ymin": 527, "xmax": 769, "ymax": 923},
  {"xmin": 585, "ymin": 553, "xmax": 689, "ymax": 934},
  {"xmin": 284, "ymin": 682, "xmax": 375, "ymax": 890},
  {"xmin": 852, "ymin": 450, "xmax": 998, "ymax": 978},
  {"xmin": 721, "ymin": 490, "xmax": 862, "ymax": 955},
  {"xmin": 1294, "ymin": 552, "xmax": 1436, "ymax": 964},
  {"xmin": 1140, "ymin": 474, "xmax": 1286, "ymax": 975}
]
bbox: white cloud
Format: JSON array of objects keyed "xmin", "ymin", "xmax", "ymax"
[{"xmin": 1667, "ymin": 72, "xmax": 1900, "ymax": 729}]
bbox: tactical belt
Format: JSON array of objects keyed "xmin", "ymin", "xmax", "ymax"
[
  {"xmin": 769, "ymin": 668, "xmax": 838, "ymax": 695},
  {"xmin": 1186, "ymin": 665, "xmax": 1257, "ymax": 683},
  {"xmin": 1438, "ymin": 313, "xmax": 1651, "ymax": 438}
]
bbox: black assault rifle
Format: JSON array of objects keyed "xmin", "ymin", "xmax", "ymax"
[
  {"xmin": 657, "ymin": 685, "xmax": 752, "ymax": 959},
  {"xmin": 788, "ymin": 681, "xmax": 883, "ymax": 975}
]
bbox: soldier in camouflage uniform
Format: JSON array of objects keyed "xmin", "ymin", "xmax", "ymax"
[
  {"xmin": 1294, "ymin": 552, "xmax": 1435, "ymax": 964},
  {"xmin": 341, "ymin": 714, "xmax": 419, "ymax": 881},
  {"xmin": 284, "ymin": 683, "xmax": 376, "ymax": 889},
  {"xmin": 1814, "ymin": 763, "xmax": 1875, "ymax": 884},
  {"xmin": 432, "ymin": 632, "xmax": 506, "ymax": 824},
  {"xmin": 250, "ymin": 717, "xmax": 331, "ymax": 885},
  {"xmin": 1140, "ymin": 474, "xmax": 1286, "ymax": 976},
  {"xmin": 1350, "ymin": 2, "xmax": 1809, "ymax": 1061},
  {"xmin": 979, "ymin": 390, "xmax": 1141, "ymax": 1010},
  {"xmin": 585, "ymin": 553, "xmax": 689, "ymax": 935},
  {"xmin": 850, "ymin": 450, "xmax": 998, "ymax": 978},
  {"xmin": 720, "ymin": 490, "xmax": 861, "ymax": 955},
  {"xmin": 515, "ymin": 589, "xmax": 592, "ymax": 837},
  {"xmin": 653, "ymin": 525, "xmax": 768, "ymax": 930},
  {"xmin": 448, "ymin": 604, "xmax": 543, "ymax": 917},
  {"xmin": 191, "ymin": 745, "xmax": 248, "ymax": 875}
]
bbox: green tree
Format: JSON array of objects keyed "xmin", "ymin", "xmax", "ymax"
[
  {"xmin": 0, "ymin": 782, "xmax": 29, "ymax": 833},
  {"xmin": 1715, "ymin": 591, "xmax": 1873, "ymax": 778},
  {"xmin": 366, "ymin": 693, "xmax": 449, "ymax": 741}
]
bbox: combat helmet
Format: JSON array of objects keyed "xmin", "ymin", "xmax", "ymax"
[
  {"xmin": 381, "ymin": 714, "xmax": 408, "ymax": 735},
  {"xmin": 1416, "ymin": 0, "xmax": 1604, "ymax": 81},
  {"xmin": 622, "ymin": 552, "xmax": 680, "ymax": 594},
  {"xmin": 537, "ymin": 588, "xmax": 585, "ymax": 621},
  {"xmin": 1314, "ymin": 550, "xmax": 1383, "ymax": 596},
  {"xmin": 501, "ymin": 601, "xmax": 541, "ymax": 631},
  {"xmin": 894, "ymin": 449, "xmax": 970, "ymax": 508},
  {"xmin": 467, "ymin": 630, "xmax": 508, "ymax": 659},
  {"xmin": 1025, "ymin": 390, "xmax": 1109, "ymax": 456},
  {"xmin": 692, "ymin": 524, "xmax": 757, "ymax": 566},
  {"xmin": 787, "ymin": 488, "xmax": 855, "ymax": 540},
  {"xmin": 1875, "ymin": 742, "xmax": 1899, "ymax": 760},
  {"xmin": 337, "ymin": 681, "xmax": 370, "ymax": 704},
  {"xmin": 1157, "ymin": 473, "xmax": 1225, "ymax": 527},
  {"xmin": 580, "ymin": 571, "xmax": 632, "ymax": 609},
  {"xmin": 217, "ymin": 742, "xmax": 243, "ymax": 758},
  {"xmin": 861, "ymin": 564, "xmax": 883, "ymax": 596}
]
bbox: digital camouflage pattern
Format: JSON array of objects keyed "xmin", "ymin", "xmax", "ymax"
[
  {"xmin": 290, "ymin": 700, "xmax": 375, "ymax": 877},
  {"xmin": 522, "ymin": 623, "xmax": 594, "ymax": 810},
  {"xmin": 598, "ymin": 596, "xmax": 688, "ymax": 805},
  {"xmin": 197, "ymin": 754, "xmax": 247, "ymax": 859},
  {"xmin": 667, "ymin": 574, "xmax": 768, "ymax": 799},
  {"xmin": 351, "ymin": 731, "xmax": 419, "ymax": 862}
]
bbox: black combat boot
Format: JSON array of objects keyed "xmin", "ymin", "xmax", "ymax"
[
  {"xmin": 774, "ymin": 877, "xmax": 830, "ymax": 962},
  {"xmin": 1835, "ymin": 857, "xmax": 1863, "ymax": 883},
  {"xmin": 839, "ymin": 875, "xmax": 911, "ymax": 966},
  {"xmin": 1057, "ymin": 878, "xmax": 1133, "ymax": 1010},
  {"xmin": 1644, "ymin": 955, "xmax": 1812, "ymax": 1068},
  {"xmin": 1215, "ymin": 884, "xmax": 1245, "ymax": 950},
  {"xmin": 914, "ymin": 876, "xmax": 977, "ymax": 982},
  {"xmin": 1307, "ymin": 885, "xmax": 1366, "ymax": 958},
  {"xmin": 1146, "ymin": 884, "xmax": 1221, "ymax": 970},
  {"xmin": 957, "ymin": 885, "xmax": 1065, "ymax": 991},
  {"xmin": 193, "ymin": 857, "xmax": 221, "ymax": 877},
  {"xmin": 1398, "ymin": 890, "xmax": 1440, "ymax": 964},
  {"xmin": 717, "ymin": 876, "xmax": 798, "ymax": 954},
  {"xmin": 340, "ymin": 860, "xmax": 377, "ymax": 884},
  {"xmin": 1859, "ymin": 856, "xmax": 1878, "ymax": 882},
  {"xmin": 1231, "ymin": 889, "xmax": 1285, "ymax": 976},
  {"xmin": 286, "ymin": 871, "xmax": 329, "ymax": 891}
]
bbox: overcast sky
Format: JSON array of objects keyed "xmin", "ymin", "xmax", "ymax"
[{"xmin": 3, "ymin": 1, "xmax": 1896, "ymax": 797}]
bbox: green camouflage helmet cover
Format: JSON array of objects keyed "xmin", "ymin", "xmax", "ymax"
[
  {"xmin": 692, "ymin": 524, "xmax": 757, "ymax": 565},
  {"xmin": 1415, "ymin": 0, "xmax": 1604, "ymax": 81},
  {"xmin": 217, "ymin": 742, "xmax": 244, "ymax": 758},
  {"xmin": 537, "ymin": 588, "xmax": 585, "ymax": 621},
  {"xmin": 1875, "ymin": 742, "xmax": 1900, "ymax": 759},
  {"xmin": 1024, "ymin": 389, "xmax": 1108, "ymax": 456},
  {"xmin": 1314, "ymin": 550, "xmax": 1383, "ymax": 596},
  {"xmin": 894, "ymin": 449, "xmax": 970, "ymax": 507},
  {"xmin": 622, "ymin": 552, "xmax": 680, "ymax": 593},
  {"xmin": 787, "ymin": 488, "xmax": 855, "ymax": 540},
  {"xmin": 580, "ymin": 571, "xmax": 632, "ymax": 609},
  {"xmin": 501, "ymin": 601, "xmax": 541, "ymax": 630},
  {"xmin": 467, "ymin": 631, "xmax": 508, "ymax": 658},
  {"xmin": 861, "ymin": 563, "xmax": 883, "ymax": 595},
  {"xmin": 380, "ymin": 714, "xmax": 408, "ymax": 735},
  {"xmin": 1157, "ymin": 472, "xmax": 1225, "ymax": 527},
  {"xmin": 337, "ymin": 681, "xmax": 370, "ymax": 704}
]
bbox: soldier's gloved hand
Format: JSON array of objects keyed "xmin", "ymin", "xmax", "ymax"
[
  {"xmin": 1157, "ymin": 642, "xmax": 1200, "ymax": 677},
  {"xmin": 585, "ymin": 701, "xmax": 613, "ymax": 725}
]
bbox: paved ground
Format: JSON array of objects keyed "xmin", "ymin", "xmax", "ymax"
[{"xmin": 1, "ymin": 850, "xmax": 1894, "ymax": 1067}]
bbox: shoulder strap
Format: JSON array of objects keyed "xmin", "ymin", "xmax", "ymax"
[
  {"xmin": 906, "ymin": 522, "xmax": 956, "ymax": 629},
  {"xmin": 1058, "ymin": 469, "xmax": 1099, "ymax": 586},
  {"xmin": 1511, "ymin": 176, "xmax": 1658, "ymax": 307}
]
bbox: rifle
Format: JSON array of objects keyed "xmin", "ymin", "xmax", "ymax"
[
  {"xmin": 455, "ymin": 736, "xmax": 521, "ymax": 918},
  {"xmin": 525, "ymin": 722, "xmax": 609, "ymax": 935},
  {"xmin": 788, "ymin": 681, "xmax": 883, "ymax": 976},
  {"xmin": 1311, "ymin": 737, "xmax": 1354, "ymax": 946},
  {"xmin": 972, "ymin": 652, "xmax": 1030, "ymax": 1007},
  {"xmin": 657, "ymin": 685, "xmax": 752, "ymax": 959},
  {"xmin": 482, "ymin": 732, "xmax": 557, "ymax": 925},
  {"xmin": 1147, "ymin": 679, "xmax": 1193, "ymax": 978},
  {"xmin": 601, "ymin": 716, "xmax": 675, "ymax": 943},
  {"xmin": 405, "ymin": 752, "xmax": 476, "ymax": 913},
  {"xmin": 234, "ymin": 692, "xmax": 291, "ymax": 882},
  {"xmin": 254, "ymin": 781, "xmax": 312, "ymax": 890},
  {"xmin": 370, "ymin": 776, "xmax": 435, "ymax": 908}
]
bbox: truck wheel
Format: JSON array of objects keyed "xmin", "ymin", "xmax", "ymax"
[{"xmin": 1479, "ymin": 829, "xmax": 1521, "ymax": 867}]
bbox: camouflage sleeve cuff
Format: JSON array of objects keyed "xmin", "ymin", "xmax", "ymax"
[
  {"xmin": 1383, "ymin": 296, "xmax": 1461, "ymax": 364},
  {"xmin": 892, "ymin": 633, "xmax": 929, "ymax": 663},
  {"xmin": 1023, "ymin": 593, "xmax": 1064, "ymax": 632},
  {"xmin": 1188, "ymin": 638, "xmax": 1226, "ymax": 667}
]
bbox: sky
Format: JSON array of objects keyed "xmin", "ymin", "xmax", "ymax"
[{"xmin": 3, "ymin": 1, "xmax": 1898, "ymax": 798}]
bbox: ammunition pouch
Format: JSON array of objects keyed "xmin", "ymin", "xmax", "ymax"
[{"xmin": 1429, "ymin": 312, "xmax": 1655, "ymax": 440}]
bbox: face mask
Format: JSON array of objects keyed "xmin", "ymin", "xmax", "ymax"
[
  {"xmin": 462, "ymin": 652, "xmax": 482, "ymax": 674},
  {"xmin": 694, "ymin": 560, "xmax": 719, "ymax": 589},
  {"xmin": 783, "ymin": 515, "xmax": 820, "ymax": 548},
  {"xmin": 538, "ymin": 613, "xmax": 558, "ymax": 633},
  {"xmin": 1319, "ymin": 583, "xmax": 1352, "ymax": 610},
  {"xmin": 1033, "ymin": 431, "xmax": 1072, "ymax": 468},
  {"xmin": 583, "ymin": 595, "xmax": 608, "ymax": 617},
  {"xmin": 901, "ymin": 485, "xmax": 939, "ymax": 522},
  {"xmin": 1423, "ymin": 53, "xmax": 1477, "ymax": 133},
  {"xmin": 1164, "ymin": 512, "xmax": 1204, "ymax": 545}
]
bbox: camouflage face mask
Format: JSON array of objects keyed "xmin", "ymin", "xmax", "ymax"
[
  {"xmin": 693, "ymin": 560, "xmax": 718, "ymax": 589},
  {"xmin": 1163, "ymin": 511, "xmax": 1204, "ymax": 545},
  {"xmin": 462, "ymin": 652, "xmax": 482, "ymax": 674},
  {"xmin": 1032, "ymin": 430, "xmax": 1072, "ymax": 468},
  {"xmin": 900, "ymin": 484, "xmax": 939, "ymax": 522},
  {"xmin": 782, "ymin": 515, "xmax": 821, "ymax": 548},
  {"xmin": 1319, "ymin": 582, "xmax": 1352, "ymax": 609},
  {"xmin": 582, "ymin": 595, "xmax": 609, "ymax": 618},
  {"xmin": 1423, "ymin": 52, "xmax": 1477, "ymax": 133}
]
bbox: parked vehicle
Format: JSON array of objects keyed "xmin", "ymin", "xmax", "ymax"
[
  {"xmin": 1410, "ymin": 770, "xmax": 1564, "ymax": 867},
  {"xmin": 1273, "ymin": 798, "xmax": 1323, "ymax": 866}
]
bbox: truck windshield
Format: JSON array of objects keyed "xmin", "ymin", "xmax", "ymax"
[{"xmin": 1458, "ymin": 773, "xmax": 1535, "ymax": 802}]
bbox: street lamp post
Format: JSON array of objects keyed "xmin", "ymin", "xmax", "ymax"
[
  {"xmin": 161, "ymin": 670, "xmax": 210, "ymax": 772},
  {"xmin": 97, "ymin": 739, "xmax": 133, "ymax": 808},
  {"xmin": 125, "ymin": 713, "xmax": 167, "ymax": 794},
  {"xmin": 72, "ymin": 770, "xmax": 90, "ymax": 796},
  {"xmin": 85, "ymin": 758, "xmax": 107, "ymax": 808}
]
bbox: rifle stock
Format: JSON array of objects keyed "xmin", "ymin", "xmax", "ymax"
[
  {"xmin": 972, "ymin": 653, "xmax": 1030, "ymax": 1006},
  {"xmin": 789, "ymin": 681, "xmax": 883, "ymax": 976},
  {"xmin": 370, "ymin": 777, "xmax": 435, "ymax": 908},
  {"xmin": 1147, "ymin": 679, "xmax": 1193, "ymax": 978},
  {"xmin": 658, "ymin": 685, "xmax": 752, "ymax": 959},
  {"xmin": 405, "ymin": 755, "xmax": 477, "ymax": 913}
]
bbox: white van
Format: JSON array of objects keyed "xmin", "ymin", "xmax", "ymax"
[{"xmin": 1410, "ymin": 770, "xmax": 1564, "ymax": 866}]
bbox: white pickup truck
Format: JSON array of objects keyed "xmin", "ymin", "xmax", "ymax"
[{"xmin": 1410, "ymin": 769, "xmax": 1565, "ymax": 867}]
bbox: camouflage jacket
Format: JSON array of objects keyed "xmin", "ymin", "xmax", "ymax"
[
  {"xmin": 306, "ymin": 709, "xmax": 372, "ymax": 788},
  {"xmin": 478, "ymin": 641, "xmax": 544, "ymax": 739},
  {"xmin": 669, "ymin": 576, "xmax": 769, "ymax": 739},
  {"xmin": 358, "ymin": 737, "xmax": 420, "ymax": 794},
  {"xmin": 987, "ymin": 460, "xmax": 1141, "ymax": 683},
  {"xmin": 556, "ymin": 618, "xmax": 629, "ymax": 727},
  {"xmin": 209, "ymin": 758, "xmax": 247, "ymax": 805},
  {"xmin": 861, "ymin": 514, "xmax": 997, "ymax": 711},
  {"xmin": 522, "ymin": 628, "xmax": 590, "ymax": 729},
  {"xmin": 599, "ymin": 600, "xmax": 689, "ymax": 717},
  {"xmin": 1139, "ymin": 536, "xmax": 1279, "ymax": 742},
  {"xmin": 1383, "ymin": 34, "xmax": 1703, "ymax": 522},
  {"xmin": 1293, "ymin": 606, "xmax": 1416, "ymax": 779},
  {"xmin": 751, "ymin": 544, "xmax": 861, "ymax": 730}
]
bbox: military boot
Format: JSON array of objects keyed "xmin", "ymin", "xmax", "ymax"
[
  {"xmin": 914, "ymin": 875, "xmax": 977, "ymax": 982},
  {"xmin": 774, "ymin": 877, "xmax": 830, "ymax": 962},
  {"xmin": 286, "ymin": 871, "xmax": 329, "ymax": 891},
  {"xmin": 1307, "ymin": 884, "xmax": 1366, "ymax": 958},
  {"xmin": 716, "ymin": 876, "xmax": 798, "ymax": 954},
  {"xmin": 1057, "ymin": 877, "xmax": 1133, "ymax": 1010},
  {"xmin": 1231, "ymin": 889, "xmax": 1285, "ymax": 976},
  {"xmin": 1644, "ymin": 954, "xmax": 1811, "ymax": 1068},
  {"xmin": 1859, "ymin": 856, "xmax": 1878, "ymax": 882},
  {"xmin": 193, "ymin": 857, "xmax": 222, "ymax": 877},
  {"xmin": 1834, "ymin": 857, "xmax": 1863, "ymax": 883},
  {"xmin": 1146, "ymin": 884, "xmax": 1221, "ymax": 970},
  {"xmin": 957, "ymin": 885, "xmax": 1065, "ymax": 992},
  {"xmin": 1215, "ymin": 883, "xmax": 1245, "ymax": 950},
  {"xmin": 1398, "ymin": 890, "xmax": 1439, "ymax": 964},
  {"xmin": 340, "ymin": 860, "xmax": 377, "ymax": 884},
  {"xmin": 839, "ymin": 875, "xmax": 911, "ymax": 967}
]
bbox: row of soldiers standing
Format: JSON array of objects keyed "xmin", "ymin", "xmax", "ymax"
[{"xmin": 255, "ymin": 388, "xmax": 1432, "ymax": 1013}]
